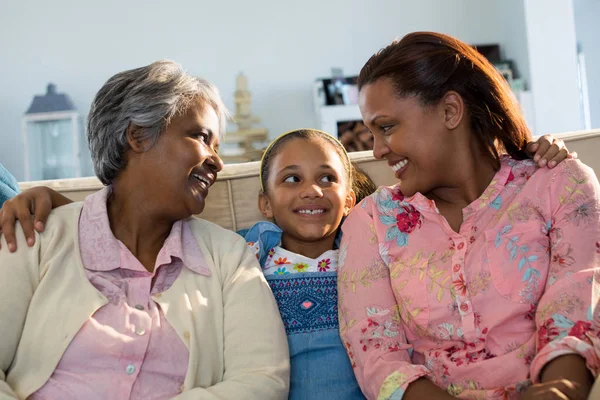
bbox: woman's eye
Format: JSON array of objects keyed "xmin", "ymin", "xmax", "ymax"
[
  {"xmin": 381, "ymin": 125, "xmax": 393, "ymax": 133},
  {"xmin": 283, "ymin": 176, "xmax": 300, "ymax": 183},
  {"xmin": 193, "ymin": 132, "xmax": 209, "ymax": 142}
]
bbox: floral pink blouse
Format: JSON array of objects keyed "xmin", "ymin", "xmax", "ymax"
[{"xmin": 338, "ymin": 158, "xmax": 600, "ymax": 399}]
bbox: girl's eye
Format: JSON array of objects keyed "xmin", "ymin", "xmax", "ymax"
[
  {"xmin": 283, "ymin": 175, "xmax": 300, "ymax": 183},
  {"xmin": 320, "ymin": 175, "xmax": 335, "ymax": 183}
]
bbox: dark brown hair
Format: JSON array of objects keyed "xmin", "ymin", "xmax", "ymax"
[
  {"xmin": 260, "ymin": 129, "xmax": 353, "ymax": 194},
  {"xmin": 358, "ymin": 32, "xmax": 531, "ymax": 164},
  {"xmin": 351, "ymin": 164, "xmax": 377, "ymax": 203}
]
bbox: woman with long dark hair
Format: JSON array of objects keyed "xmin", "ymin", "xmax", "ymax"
[{"xmin": 339, "ymin": 32, "xmax": 600, "ymax": 399}]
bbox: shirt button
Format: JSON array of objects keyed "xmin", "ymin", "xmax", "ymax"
[
  {"xmin": 125, "ymin": 364, "xmax": 136, "ymax": 375},
  {"xmin": 184, "ymin": 331, "xmax": 190, "ymax": 340},
  {"xmin": 460, "ymin": 303, "xmax": 469, "ymax": 312},
  {"xmin": 135, "ymin": 304, "xmax": 144, "ymax": 310},
  {"xmin": 457, "ymin": 242, "xmax": 465, "ymax": 250},
  {"xmin": 135, "ymin": 328, "xmax": 146, "ymax": 336},
  {"xmin": 453, "ymin": 264, "xmax": 461, "ymax": 272}
]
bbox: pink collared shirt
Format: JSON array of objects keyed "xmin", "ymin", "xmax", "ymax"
[
  {"xmin": 31, "ymin": 187, "xmax": 210, "ymax": 400},
  {"xmin": 339, "ymin": 158, "xmax": 600, "ymax": 399}
]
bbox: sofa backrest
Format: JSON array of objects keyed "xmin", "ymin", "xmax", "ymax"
[
  {"xmin": 18, "ymin": 130, "xmax": 600, "ymax": 231},
  {"xmin": 19, "ymin": 151, "xmax": 397, "ymax": 231}
]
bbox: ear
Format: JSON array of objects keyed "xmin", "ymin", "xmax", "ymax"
[
  {"xmin": 126, "ymin": 123, "xmax": 153, "ymax": 153},
  {"xmin": 258, "ymin": 192, "xmax": 274, "ymax": 219},
  {"xmin": 441, "ymin": 91, "xmax": 465, "ymax": 130},
  {"xmin": 343, "ymin": 190, "xmax": 357, "ymax": 216}
]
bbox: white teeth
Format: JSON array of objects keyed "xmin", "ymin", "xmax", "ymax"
[
  {"xmin": 392, "ymin": 159, "xmax": 408, "ymax": 172},
  {"xmin": 192, "ymin": 174, "xmax": 210, "ymax": 185},
  {"xmin": 298, "ymin": 209, "xmax": 325, "ymax": 215}
]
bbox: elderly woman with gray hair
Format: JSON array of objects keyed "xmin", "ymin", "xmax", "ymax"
[{"xmin": 0, "ymin": 61, "xmax": 289, "ymax": 399}]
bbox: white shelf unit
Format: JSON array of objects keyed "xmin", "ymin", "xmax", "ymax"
[{"xmin": 318, "ymin": 104, "xmax": 362, "ymax": 138}]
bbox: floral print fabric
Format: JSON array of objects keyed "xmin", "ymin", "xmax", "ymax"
[
  {"xmin": 247, "ymin": 242, "xmax": 339, "ymax": 277},
  {"xmin": 338, "ymin": 158, "xmax": 600, "ymax": 399}
]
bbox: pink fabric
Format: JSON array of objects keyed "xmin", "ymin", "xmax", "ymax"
[
  {"xmin": 31, "ymin": 187, "xmax": 210, "ymax": 400},
  {"xmin": 338, "ymin": 158, "xmax": 600, "ymax": 399}
]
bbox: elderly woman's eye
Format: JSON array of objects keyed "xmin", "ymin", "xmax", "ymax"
[{"xmin": 192, "ymin": 132, "xmax": 209, "ymax": 143}]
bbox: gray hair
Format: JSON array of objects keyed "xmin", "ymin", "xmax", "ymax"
[{"xmin": 87, "ymin": 60, "xmax": 229, "ymax": 185}]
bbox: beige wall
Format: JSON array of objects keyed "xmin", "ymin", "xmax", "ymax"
[{"xmin": 19, "ymin": 130, "xmax": 600, "ymax": 231}]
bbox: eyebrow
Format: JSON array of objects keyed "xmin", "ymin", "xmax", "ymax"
[
  {"xmin": 276, "ymin": 164, "xmax": 337, "ymax": 175},
  {"xmin": 277, "ymin": 165, "xmax": 300, "ymax": 175},
  {"xmin": 369, "ymin": 115, "xmax": 388, "ymax": 125}
]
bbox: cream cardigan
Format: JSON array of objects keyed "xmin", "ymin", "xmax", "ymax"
[{"xmin": 0, "ymin": 203, "xmax": 289, "ymax": 399}]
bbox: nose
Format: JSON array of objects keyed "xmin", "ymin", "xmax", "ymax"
[
  {"xmin": 372, "ymin": 133, "xmax": 390, "ymax": 160},
  {"xmin": 300, "ymin": 182, "xmax": 324, "ymax": 199},
  {"xmin": 206, "ymin": 148, "xmax": 224, "ymax": 173}
]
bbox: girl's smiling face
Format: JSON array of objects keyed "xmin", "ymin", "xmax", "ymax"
[{"xmin": 259, "ymin": 137, "xmax": 355, "ymax": 254}]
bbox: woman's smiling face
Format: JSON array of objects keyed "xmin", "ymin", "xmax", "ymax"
[{"xmin": 136, "ymin": 98, "xmax": 224, "ymax": 219}]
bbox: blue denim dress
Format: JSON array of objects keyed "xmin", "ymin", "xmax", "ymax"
[
  {"xmin": 240, "ymin": 222, "xmax": 365, "ymax": 400},
  {"xmin": 0, "ymin": 163, "xmax": 19, "ymax": 207}
]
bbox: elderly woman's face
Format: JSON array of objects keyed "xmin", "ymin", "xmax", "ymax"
[{"xmin": 138, "ymin": 98, "xmax": 223, "ymax": 218}]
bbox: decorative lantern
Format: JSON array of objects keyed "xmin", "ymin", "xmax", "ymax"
[{"xmin": 22, "ymin": 83, "xmax": 85, "ymax": 180}]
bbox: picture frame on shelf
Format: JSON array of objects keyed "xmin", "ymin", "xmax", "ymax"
[
  {"xmin": 317, "ymin": 103, "xmax": 362, "ymax": 140},
  {"xmin": 314, "ymin": 75, "xmax": 359, "ymax": 107},
  {"xmin": 337, "ymin": 120, "xmax": 373, "ymax": 152}
]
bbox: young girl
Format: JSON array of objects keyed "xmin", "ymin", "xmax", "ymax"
[
  {"xmin": 240, "ymin": 129, "xmax": 367, "ymax": 399},
  {"xmin": 0, "ymin": 129, "xmax": 575, "ymax": 399}
]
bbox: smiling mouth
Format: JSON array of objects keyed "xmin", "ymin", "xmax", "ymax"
[
  {"xmin": 192, "ymin": 173, "xmax": 211, "ymax": 186},
  {"xmin": 391, "ymin": 159, "xmax": 408, "ymax": 172},
  {"xmin": 296, "ymin": 209, "xmax": 326, "ymax": 215}
]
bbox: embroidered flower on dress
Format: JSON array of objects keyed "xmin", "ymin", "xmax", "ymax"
[
  {"xmin": 551, "ymin": 242, "xmax": 575, "ymax": 270},
  {"xmin": 452, "ymin": 273, "xmax": 467, "ymax": 297},
  {"xmin": 525, "ymin": 304, "xmax": 536, "ymax": 321},
  {"xmin": 566, "ymin": 200, "xmax": 593, "ymax": 226},
  {"xmin": 268, "ymin": 248, "xmax": 275, "ymax": 258},
  {"xmin": 507, "ymin": 170, "xmax": 515, "ymax": 183},
  {"xmin": 274, "ymin": 267, "xmax": 290, "ymax": 275},
  {"xmin": 538, "ymin": 318, "xmax": 560, "ymax": 349},
  {"xmin": 392, "ymin": 188, "xmax": 405, "ymax": 202},
  {"xmin": 293, "ymin": 262, "xmax": 309, "ymax": 272},
  {"xmin": 568, "ymin": 320, "xmax": 592, "ymax": 340},
  {"xmin": 317, "ymin": 258, "xmax": 331, "ymax": 272},
  {"xmin": 396, "ymin": 204, "xmax": 423, "ymax": 234},
  {"xmin": 274, "ymin": 257, "xmax": 290, "ymax": 265}
]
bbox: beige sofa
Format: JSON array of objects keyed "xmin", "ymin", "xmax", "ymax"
[
  {"xmin": 20, "ymin": 150, "xmax": 398, "ymax": 231},
  {"xmin": 16, "ymin": 129, "xmax": 600, "ymax": 398},
  {"xmin": 18, "ymin": 130, "xmax": 600, "ymax": 231}
]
